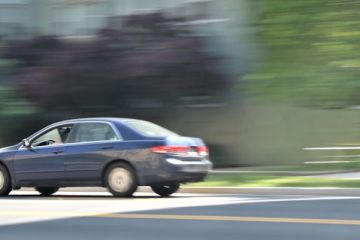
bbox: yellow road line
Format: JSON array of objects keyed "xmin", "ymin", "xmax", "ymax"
[
  {"xmin": 1, "ymin": 212, "xmax": 360, "ymax": 226},
  {"xmin": 99, "ymin": 213, "xmax": 360, "ymax": 225}
]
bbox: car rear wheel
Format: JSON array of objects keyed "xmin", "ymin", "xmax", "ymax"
[
  {"xmin": 35, "ymin": 187, "xmax": 59, "ymax": 196},
  {"xmin": 151, "ymin": 183, "xmax": 180, "ymax": 197},
  {"xmin": 105, "ymin": 163, "xmax": 137, "ymax": 197},
  {"xmin": 0, "ymin": 165, "xmax": 11, "ymax": 196}
]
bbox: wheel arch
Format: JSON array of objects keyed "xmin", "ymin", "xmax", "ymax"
[{"xmin": 0, "ymin": 160, "xmax": 12, "ymax": 187}]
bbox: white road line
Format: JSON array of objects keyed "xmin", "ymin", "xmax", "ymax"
[
  {"xmin": 1, "ymin": 191, "xmax": 360, "ymax": 227},
  {"xmin": 233, "ymin": 196, "xmax": 360, "ymax": 205},
  {"xmin": 304, "ymin": 161, "xmax": 355, "ymax": 164},
  {"xmin": 0, "ymin": 191, "xmax": 258, "ymax": 226},
  {"xmin": 304, "ymin": 146, "xmax": 360, "ymax": 150}
]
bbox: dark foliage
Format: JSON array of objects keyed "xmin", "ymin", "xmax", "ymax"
[{"xmin": 6, "ymin": 12, "xmax": 228, "ymax": 116}]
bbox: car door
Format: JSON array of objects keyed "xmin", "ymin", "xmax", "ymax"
[
  {"xmin": 13, "ymin": 125, "xmax": 74, "ymax": 185},
  {"xmin": 63, "ymin": 122, "xmax": 122, "ymax": 183}
]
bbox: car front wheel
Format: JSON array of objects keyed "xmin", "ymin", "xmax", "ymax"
[
  {"xmin": 151, "ymin": 183, "xmax": 180, "ymax": 197},
  {"xmin": 0, "ymin": 165, "xmax": 11, "ymax": 196},
  {"xmin": 35, "ymin": 187, "xmax": 59, "ymax": 196},
  {"xmin": 105, "ymin": 163, "xmax": 137, "ymax": 197}
]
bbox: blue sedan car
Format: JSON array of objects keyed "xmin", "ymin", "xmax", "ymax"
[{"xmin": 0, "ymin": 118, "xmax": 212, "ymax": 197}]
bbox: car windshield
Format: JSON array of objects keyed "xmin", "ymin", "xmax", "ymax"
[{"xmin": 124, "ymin": 120, "xmax": 178, "ymax": 137}]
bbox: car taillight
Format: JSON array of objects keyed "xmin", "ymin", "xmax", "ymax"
[
  {"xmin": 151, "ymin": 145, "xmax": 208, "ymax": 156},
  {"xmin": 151, "ymin": 146, "xmax": 190, "ymax": 154},
  {"xmin": 197, "ymin": 146, "xmax": 209, "ymax": 156}
]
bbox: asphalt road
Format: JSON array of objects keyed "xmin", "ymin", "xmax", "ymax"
[{"xmin": 0, "ymin": 189, "xmax": 360, "ymax": 240}]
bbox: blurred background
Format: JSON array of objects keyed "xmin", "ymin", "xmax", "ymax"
[{"xmin": 1, "ymin": 0, "xmax": 360, "ymax": 168}]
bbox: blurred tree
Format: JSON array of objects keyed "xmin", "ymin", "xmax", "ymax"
[
  {"xmin": 0, "ymin": 40, "xmax": 39, "ymax": 145},
  {"xmin": 246, "ymin": 0, "xmax": 360, "ymax": 108},
  {"xmin": 6, "ymin": 13, "xmax": 228, "ymax": 116}
]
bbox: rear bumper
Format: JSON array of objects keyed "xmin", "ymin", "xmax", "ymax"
[
  {"xmin": 141, "ymin": 158, "xmax": 212, "ymax": 185},
  {"xmin": 165, "ymin": 158, "xmax": 213, "ymax": 173}
]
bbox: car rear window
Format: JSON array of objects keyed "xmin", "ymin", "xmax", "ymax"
[{"xmin": 124, "ymin": 120, "xmax": 178, "ymax": 137}]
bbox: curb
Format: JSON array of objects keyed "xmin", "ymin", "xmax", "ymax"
[
  {"xmin": 177, "ymin": 187, "xmax": 360, "ymax": 196},
  {"xmin": 20, "ymin": 186, "xmax": 360, "ymax": 197}
]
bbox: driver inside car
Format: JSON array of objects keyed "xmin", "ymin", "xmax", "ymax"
[{"xmin": 32, "ymin": 125, "xmax": 73, "ymax": 147}]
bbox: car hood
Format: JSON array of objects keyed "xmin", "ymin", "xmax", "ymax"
[{"xmin": 0, "ymin": 144, "xmax": 20, "ymax": 153}]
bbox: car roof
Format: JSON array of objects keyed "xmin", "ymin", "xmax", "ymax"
[
  {"xmin": 25, "ymin": 117, "xmax": 147, "ymax": 141},
  {"xmin": 54, "ymin": 117, "xmax": 137, "ymax": 125}
]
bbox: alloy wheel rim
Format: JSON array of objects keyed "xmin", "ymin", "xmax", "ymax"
[{"xmin": 108, "ymin": 168, "xmax": 132, "ymax": 192}]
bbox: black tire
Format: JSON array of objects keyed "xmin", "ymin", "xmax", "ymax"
[
  {"xmin": 105, "ymin": 162, "xmax": 137, "ymax": 197},
  {"xmin": 151, "ymin": 183, "xmax": 180, "ymax": 197},
  {"xmin": 35, "ymin": 187, "xmax": 59, "ymax": 196},
  {"xmin": 0, "ymin": 164, "xmax": 11, "ymax": 196}
]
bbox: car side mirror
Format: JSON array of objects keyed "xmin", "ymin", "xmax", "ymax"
[{"xmin": 22, "ymin": 138, "xmax": 31, "ymax": 148}]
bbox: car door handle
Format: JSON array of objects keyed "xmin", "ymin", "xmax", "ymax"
[
  {"xmin": 53, "ymin": 150, "xmax": 64, "ymax": 154},
  {"xmin": 102, "ymin": 146, "xmax": 114, "ymax": 150}
]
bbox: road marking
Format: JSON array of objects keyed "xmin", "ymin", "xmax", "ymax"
[
  {"xmin": 98, "ymin": 213, "xmax": 360, "ymax": 225},
  {"xmin": 0, "ymin": 192, "xmax": 256, "ymax": 226},
  {"xmin": 304, "ymin": 146, "xmax": 360, "ymax": 150},
  {"xmin": 2, "ymin": 193, "xmax": 360, "ymax": 227},
  {"xmin": 1, "ymin": 211, "xmax": 359, "ymax": 226}
]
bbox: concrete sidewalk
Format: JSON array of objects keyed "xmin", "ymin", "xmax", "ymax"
[
  {"xmin": 178, "ymin": 186, "xmax": 360, "ymax": 196},
  {"xmin": 311, "ymin": 172, "xmax": 360, "ymax": 179},
  {"xmin": 212, "ymin": 168, "xmax": 359, "ymax": 176},
  {"xmin": 20, "ymin": 186, "xmax": 360, "ymax": 197}
]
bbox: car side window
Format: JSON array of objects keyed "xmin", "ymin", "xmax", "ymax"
[
  {"xmin": 71, "ymin": 122, "xmax": 119, "ymax": 143},
  {"xmin": 32, "ymin": 125, "xmax": 74, "ymax": 147}
]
